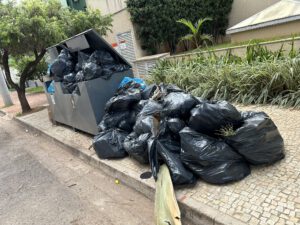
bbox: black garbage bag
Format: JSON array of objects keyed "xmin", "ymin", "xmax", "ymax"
[
  {"xmin": 197, "ymin": 161, "xmax": 251, "ymax": 185},
  {"xmin": 226, "ymin": 111, "xmax": 285, "ymax": 165},
  {"xmin": 63, "ymin": 73, "xmax": 76, "ymax": 83},
  {"xmin": 156, "ymin": 139, "xmax": 196, "ymax": 185},
  {"xmin": 83, "ymin": 62, "xmax": 103, "ymax": 80},
  {"xmin": 133, "ymin": 100, "xmax": 149, "ymax": 114},
  {"xmin": 148, "ymin": 137, "xmax": 159, "ymax": 180},
  {"xmin": 51, "ymin": 58, "xmax": 66, "ymax": 81},
  {"xmin": 75, "ymin": 51, "xmax": 89, "ymax": 72},
  {"xmin": 105, "ymin": 88, "xmax": 141, "ymax": 112},
  {"xmin": 189, "ymin": 101, "xmax": 242, "ymax": 136},
  {"xmin": 141, "ymin": 84, "xmax": 158, "ymax": 100},
  {"xmin": 162, "ymin": 92, "xmax": 197, "ymax": 118},
  {"xmin": 167, "ymin": 118, "xmax": 185, "ymax": 134},
  {"xmin": 138, "ymin": 100, "xmax": 162, "ymax": 116},
  {"xmin": 98, "ymin": 111, "xmax": 136, "ymax": 132},
  {"xmin": 93, "ymin": 129, "xmax": 128, "ymax": 159},
  {"xmin": 75, "ymin": 70, "xmax": 85, "ymax": 82},
  {"xmin": 50, "ymin": 49, "xmax": 73, "ymax": 80},
  {"xmin": 50, "ymin": 49, "xmax": 70, "ymax": 78},
  {"xmin": 89, "ymin": 50, "xmax": 115, "ymax": 65},
  {"xmin": 118, "ymin": 111, "xmax": 137, "ymax": 132},
  {"xmin": 124, "ymin": 132, "xmax": 151, "ymax": 164},
  {"xmin": 180, "ymin": 127, "xmax": 250, "ymax": 184},
  {"xmin": 134, "ymin": 115, "xmax": 156, "ymax": 135}
]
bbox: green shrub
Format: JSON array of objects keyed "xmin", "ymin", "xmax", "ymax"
[{"xmin": 149, "ymin": 47, "xmax": 300, "ymax": 108}]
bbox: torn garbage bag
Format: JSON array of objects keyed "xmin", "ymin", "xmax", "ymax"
[
  {"xmin": 226, "ymin": 111, "xmax": 284, "ymax": 165},
  {"xmin": 124, "ymin": 132, "xmax": 151, "ymax": 164},
  {"xmin": 162, "ymin": 92, "xmax": 197, "ymax": 118},
  {"xmin": 189, "ymin": 101, "xmax": 242, "ymax": 136},
  {"xmin": 156, "ymin": 139, "xmax": 196, "ymax": 185},
  {"xmin": 179, "ymin": 127, "xmax": 250, "ymax": 184},
  {"xmin": 93, "ymin": 129, "xmax": 128, "ymax": 159}
]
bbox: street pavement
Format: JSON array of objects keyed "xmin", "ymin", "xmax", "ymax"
[{"xmin": 0, "ymin": 114, "xmax": 154, "ymax": 225}]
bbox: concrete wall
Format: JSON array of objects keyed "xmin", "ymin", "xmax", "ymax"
[
  {"xmin": 228, "ymin": 0, "xmax": 280, "ymax": 28},
  {"xmin": 168, "ymin": 36, "xmax": 300, "ymax": 62},
  {"xmin": 230, "ymin": 20, "xmax": 300, "ymax": 43}
]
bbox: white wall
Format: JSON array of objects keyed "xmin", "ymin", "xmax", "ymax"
[{"xmin": 86, "ymin": 0, "xmax": 126, "ymax": 15}]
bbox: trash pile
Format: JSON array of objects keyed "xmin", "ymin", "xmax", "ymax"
[
  {"xmin": 49, "ymin": 49, "xmax": 130, "ymax": 95},
  {"xmin": 93, "ymin": 78, "xmax": 285, "ymax": 186}
]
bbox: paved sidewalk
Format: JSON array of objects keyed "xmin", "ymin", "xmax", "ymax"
[
  {"xmin": 0, "ymin": 91, "xmax": 47, "ymax": 116},
  {"xmin": 16, "ymin": 105, "xmax": 300, "ymax": 225}
]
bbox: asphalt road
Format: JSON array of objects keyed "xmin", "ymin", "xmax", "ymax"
[{"xmin": 0, "ymin": 114, "xmax": 154, "ymax": 225}]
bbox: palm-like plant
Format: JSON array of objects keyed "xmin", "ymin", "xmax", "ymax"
[{"xmin": 177, "ymin": 18, "xmax": 213, "ymax": 48}]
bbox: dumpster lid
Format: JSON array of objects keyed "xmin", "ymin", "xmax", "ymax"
[{"xmin": 46, "ymin": 29, "xmax": 131, "ymax": 67}]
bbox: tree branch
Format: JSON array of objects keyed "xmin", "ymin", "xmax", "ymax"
[
  {"xmin": 20, "ymin": 49, "xmax": 46, "ymax": 90},
  {"xmin": 34, "ymin": 49, "xmax": 38, "ymax": 59}
]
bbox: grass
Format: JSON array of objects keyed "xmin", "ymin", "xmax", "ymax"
[
  {"xmin": 26, "ymin": 86, "xmax": 44, "ymax": 94},
  {"xmin": 217, "ymin": 125, "xmax": 236, "ymax": 137},
  {"xmin": 149, "ymin": 44, "xmax": 300, "ymax": 108}
]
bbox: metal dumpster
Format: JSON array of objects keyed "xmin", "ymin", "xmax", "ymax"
[{"xmin": 44, "ymin": 29, "xmax": 133, "ymax": 135}]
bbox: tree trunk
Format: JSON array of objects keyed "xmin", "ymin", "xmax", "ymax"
[
  {"xmin": 1, "ymin": 48, "xmax": 46, "ymax": 114},
  {"xmin": 17, "ymin": 88, "xmax": 31, "ymax": 113}
]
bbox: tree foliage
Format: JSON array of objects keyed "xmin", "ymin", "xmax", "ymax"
[
  {"xmin": 127, "ymin": 0, "xmax": 233, "ymax": 54},
  {"xmin": 177, "ymin": 18, "xmax": 212, "ymax": 48},
  {"xmin": 0, "ymin": 0, "xmax": 112, "ymax": 113}
]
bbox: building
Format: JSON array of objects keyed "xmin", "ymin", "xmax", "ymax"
[
  {"xmin": 228, "ymin": 0, "xmax": 280, "ymax": 28},
  {"xmin": 86, "ymin": 0, "xmax": 147, "ymax": 66},
  {"xmin": 227, "ymin": 0, "xmax": 300, "ymax": 43},
  {"xmin": 60, "ymin": 0, "xmax": 86, "ymax": 11}
]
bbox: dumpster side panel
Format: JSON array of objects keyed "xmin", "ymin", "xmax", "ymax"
[
  {"xmin": 70, "ymin": 82, "xmax": 98, "ymax": 134},
  {"xmin": 53, "ymin": 83, "xmax": 73, "ymax": 126}
]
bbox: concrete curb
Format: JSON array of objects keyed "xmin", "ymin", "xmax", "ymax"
[{"xmin": 13, "ymin": 115, "xmax": 247, "ymax": 225}]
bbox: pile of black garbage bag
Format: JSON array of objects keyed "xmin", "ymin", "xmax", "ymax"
[
  {"xmin": 93, "ymin": 81, "xmax": 285, "ymax": 186},
  {"xmin": 49, "ymin": 49, "xmax": 130, "ymax": 95}
]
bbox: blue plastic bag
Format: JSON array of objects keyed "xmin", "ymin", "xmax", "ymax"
[
  {"xmin": 47, "ymin": 80, "xmax": 55, "ymax": 94},
  {"xmin": 119, "ymin": 77, "xmax": 146, "ymax": 90}
]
